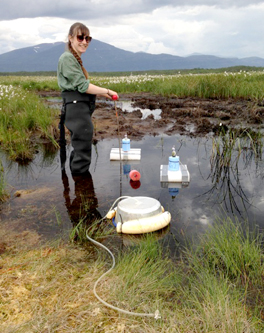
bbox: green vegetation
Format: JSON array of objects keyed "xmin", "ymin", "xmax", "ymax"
[
  {"xmin": 0, "ymin": 83, "xmax": 59, "ymax": 162},
  {"xmin": 1, "ymin": 69, "xmax": 264, "ymax": 204},
  {"xmin": 1, "ymin": 217, "xmax": 263, "ymax": 332},
  {"xmin": 1, "ymin": 70, "xmax": 264, "ymax": 331},
  {"xmin": 1, "ymin": 67, "xmax": 264, "ymax": 99},
  {"xmin": 90, "ymin": 65, "xmax": 264, "ymax": 77},
  {"xmin": 0, "ymin": 75, "xmax": 59, "ymax": 91},
  {"xmin": 207, "ymin": 128, "xmax": 264, "ymax": 214},
  {"xmin": 211, "ymin": 128, "xmax": 263, "ymax": 169},
  {"xmin": 1, "ymin": 65, "xmax": 264, "ymax": 77},
  {"xmin": 92, "ymin": 70, "xmax": 264, "ymax": 99},
  {"xmin": 0, "ymin": 160, "xmax": 9, "ymax": 202}
]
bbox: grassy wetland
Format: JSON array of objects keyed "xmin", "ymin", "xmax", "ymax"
[
  {"xmin": 1, "ymin": 68, "xmax": 264, "ymax": 161},
  {"xmin": 1, "ymin": 69, "xmax": 264, "ymax": 332}
]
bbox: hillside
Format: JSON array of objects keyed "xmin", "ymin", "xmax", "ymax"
[{"xmin": 1, "ymin": 40, "xmax": 264, "ymax": 72}]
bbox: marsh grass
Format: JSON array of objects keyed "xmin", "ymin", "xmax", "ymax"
[
  {"xmin": 0, "ymin": 75, "xmax": 59, "ymax": 91},
  {"xmin": 0, "ymin": 84, "xmax": 59, "ymax": 161},
  {"xmin": 1, "ymin": 73, "xmax": 264, "ymax": 331},
  {"xmin": 68, "ymin": 195, "xmax": 114, "ymax": 244},
  {"xmin": 186, "ymin": 218, "xmax": 264, "ymax": 332},
  {"xmin": 2, "ymin": 71, "xmax": 264, "ymax": 99},
  {"xmin": 1, "ymin": 217, "xmax": 263, "ymax": 332},
  {"xmin": 211, "ymin": 128, "xmax": 263, "ymax": 168},
  {"xmin": 192, "ymin": 217, "xmax": 264, "ymax": 284},
  {"xmin": 1, "ymin": 72, "xmax": 264, "ymax": 163},
  {"xmin": 0, "ymin": 160, "xmax": 9, "ymax": 202},
  {"xmin": 69, "ymin": 217, "xmax": 113, "ymax": 244},
  {"xmin": 206, "ymin": 128, "xmax": 264, "ymax": 215},
  {"xmin": 91, "ymin": 71, "xmax": 264, "ymax": 99},
  {"xmin": 111, "ymin": 234, "xmax": 177, "ymax": 307}
]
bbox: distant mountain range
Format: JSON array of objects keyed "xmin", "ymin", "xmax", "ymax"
[{"xmin": 1, "ymin": 40, "xmax": 264, "ymax": 72}]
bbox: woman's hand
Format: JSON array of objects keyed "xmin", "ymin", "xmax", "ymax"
[
  {"xmin": 87, "ymin": 84, "xmax": 119, "ymax": 99},
  {"xmin": 98, "ymin": 89, "xmax": 119, "ymax": 100},
  {"xmin": 106, "ymin": 89, "xmax": 119, "ymax": 100}
]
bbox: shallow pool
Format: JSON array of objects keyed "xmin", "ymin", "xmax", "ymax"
[{"xmin": 1, "ymin": 134, "xmax": 264, "ymax": 248}]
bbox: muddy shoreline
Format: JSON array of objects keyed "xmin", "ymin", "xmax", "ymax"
[{"xmin": 43, "ymin": 91, "xmax": 264, "ymax": 141}]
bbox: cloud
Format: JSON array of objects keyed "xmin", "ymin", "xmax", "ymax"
[
  {"xmin": 1, "ymin": 0, "xmax": 264, "ymax": 20},
  {"xmin": 0, "ymin": 18, "xmax": 69, "ymax": 52},
  {"xmin": 0, "ymin": 2, "xmax": 264, "ymax": 58},
  {"xmin": 97, "ymin": 4, "xmax": 264, "ymax": 58}
]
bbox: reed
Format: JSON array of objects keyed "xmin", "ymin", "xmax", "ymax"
[
  {"xmin": 0, "ymin": 84, "xmax": 59, "ymax": 161},
  {"xmin": 190, "ymin": 217, "xmax": 264, "ymax": 283},
  {"xmin": 0, "ymin": 160, "xmax": 9, "ymax": 202},
  {"xmin": 182, "ymin": 217, "xmax": 264, "ymax": 329},
  {"xmin": 207, "ymin": 128, "xmax": 264, "ymax": 215}
]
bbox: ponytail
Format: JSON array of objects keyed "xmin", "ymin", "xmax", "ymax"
[{"xmin": 68, "ymin": 43, "xmax": 89, "ymax": 79}]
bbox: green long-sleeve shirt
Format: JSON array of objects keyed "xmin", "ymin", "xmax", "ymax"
[{"xmin": 57, "ymin": 51, "xmax": 90, "ymax": 93}]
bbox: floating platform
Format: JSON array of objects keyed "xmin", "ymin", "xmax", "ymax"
[
  {"xmin": 106, "ymin": 196, "xmax": 171, "ymax": 234},
  {"xmin": 160, "ymin": 164, "xmax": 190, "ymax": 183},
  {"xmin": 110, "ymin": 148, "xmax": 141, "ymax": 161},
  {"xmin": 160, "ymin": 181, "xmax": 189, "ymax": 189}
]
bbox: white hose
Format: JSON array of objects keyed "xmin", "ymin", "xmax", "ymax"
[
  {"xmin": 106, "ymin": 196, "xmax": 131, "ymax": 216},
  {"xmin": 85, "ymin": 196, "xmax": 161, "ymax": 319}
]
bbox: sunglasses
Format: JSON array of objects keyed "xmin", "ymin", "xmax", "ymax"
[{"xmin": 77, "ymin": 34, "xmax": 92, "ymax": 43}]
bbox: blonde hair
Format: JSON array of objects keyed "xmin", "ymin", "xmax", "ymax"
[{"xmin": 67, "ymin": 22, "xmax": 90, "ymax": 79}]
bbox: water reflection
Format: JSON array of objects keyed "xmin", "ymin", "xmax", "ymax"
[
  {"xmin": 61, "ymin": 169, "xmax": 101, "ymax": 227},
  {"xmin": 60, "ymin": 141, "xmax": 101, "ymax": 229},
  {"xmin": 1, "ymin": 133, "xmax": 264, "ymax": 245},
  {"xmin": 198, "ymin": 130, "xmax": 263, "ymax": 217},
  {"xmin": 117, "ymin": 101, "xmax": 162, "ymax": 120}
]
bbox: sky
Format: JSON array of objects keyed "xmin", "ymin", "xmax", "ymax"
[{"xmin": 0, "ymin": 0, "xmax": 264, "ymax": 58}]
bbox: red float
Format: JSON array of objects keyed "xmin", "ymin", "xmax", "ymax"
[{"xmin": 129, "ymin": 169, "xmax": 141, "ymax": 181}]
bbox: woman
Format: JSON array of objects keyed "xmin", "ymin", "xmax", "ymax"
[{"xmin": 57, "ymin": 22, "xmax": 119, "ymax": 175}]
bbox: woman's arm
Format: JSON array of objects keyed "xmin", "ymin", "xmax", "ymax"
[{"xmin": 86, "ymin": 83, "xmax": 119, "ymax": 99}]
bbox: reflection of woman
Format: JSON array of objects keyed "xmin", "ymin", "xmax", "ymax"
[
  {"xmin": 57, "ymin": 22, "xmax": 119, "ymax": 175},
  {"xmin": 61, "ymin": 168, "xmax": 101, "ymax": 227}
]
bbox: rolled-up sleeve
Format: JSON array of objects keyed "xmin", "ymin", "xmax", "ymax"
[{"xmin": 57, "ymin": 52, "xmax": 90, "ymax": 93}]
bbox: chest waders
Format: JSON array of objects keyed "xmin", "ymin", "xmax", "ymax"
[{"xmin": 60, "ymin": 91, "xmax": 96, "ymax": 175}]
